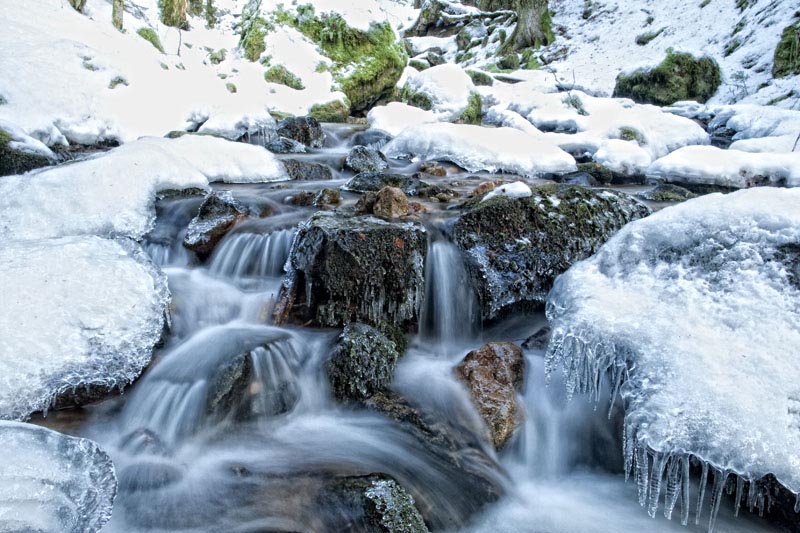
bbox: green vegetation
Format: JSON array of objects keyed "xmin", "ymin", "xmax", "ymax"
[
  {"xmin": 466, "ymin": 70, "xmax": 494, "ymax": 86},
  {"xmin": 772, "ymin": 22, "xmax": 800, "ymax": 78},
  {"xmin": 619, "ymin": 126, "xmax": 644, "ymax": 144},
  {"xmin": 137, "ymin": 28, "xmax": 165, "ymax": 53},
  {"xmin": 409, "ymin": 59, "xmax": 429, "ymax": 71},
  {"xmin": 108, "ymin": 76, "xmax": 128, "ymax": 89},
  {"xmin": 309, "ymin": 99, "xmax": 351, "ymax": 122},
  {"xmin": 699, "ymin": 0, "xmax": 711, "ymax": 7},
  {"xmin": 0, "ymin": 129, "xmax": 53, "ymax": 176},
  {"xmin": 240, "ymin": 0, "xmax": 267, "ymax": 61},
  {"xmin": 458, "ymin": 92, "xmax": 483, "ymax": 125},
  {"xmin": 264, "ymin": 65, "xmax": 305, "ymax": 89},
  {"xmin": 613, "ymin": 51, "xmax": 721, "ymax": 105},
  {"xmin": 498, "ymin": 52, "xmax": 520, "ymax": 70},
  {"xmin": 635, "ymin": 28, "xmax": 664, "ymax": 46},
  {"xmin": 68, "ymin": 0, "xmax": 87, "ymax": 13},
  {"xmin": 563, "ymin": 93, "xmax": 588, "ymax": 115},
  {"xmin": 209, "ymin": 48, "xmax": 226, "ymax": 64},
  {"xmin": 736, "ymin": 0, "xmax": 753, "ymax": 11},
  {"xmin": 724, "ymin": 38, "xmax": 742, "ymax": 56},
  {"xmin": 158, "ymin": 0, "xmax": 187, "ymax": 28},
  {"xmin": 225, "ymin": 82, "xmax": 237, "ymax": 93},
  {"xmin": 521, "ymin": 48, "xmax": 541, "ymax": 70},
  {"xmin": 400, "ymin": 87, "xmax": 433, "ymax": 111}
]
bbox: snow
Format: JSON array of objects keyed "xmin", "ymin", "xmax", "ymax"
[
  {"xmin": 0, "ymin": 119, "xmax": 56, "ymax": 159},
  {"xmin": 647, "ymin": 145, "xmax": 800, "ymax": 189},
  {"xmin": 0, "ymin": 421, "xmax": 117, "ymax": 532},
  {"xmin": 545, "ymin": 188, "xmax": 800, "ymax": 528},
  {"xmin": 594, "ymin": 140, "xmax": 652, "ymax": 176},
  {"xmin": 481, "ymin": 181, "xmax": 532, "ymax": 202},
  {"xmin": 402, "ymin": 63, "xmax": 477, "ymax": 120},
  {"xmin": 367, "ymin": 102, "xmax": 441, "ymax": 137},
  {"xmin": 709, "ymin": 105, "xmax": 800, "ymax": 154},
  {"xmin": 0, "ymin": 135, "xmax": 287, "ymax": 242},
  {"xmin": 383, "ymin": 123, "xmax": 577, "ymax": 177},
  {"xmin": 0, "ymin": 236, "xmax": 169, "ymax": 421}
]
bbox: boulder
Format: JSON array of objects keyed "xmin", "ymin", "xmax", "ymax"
[
  {"xmin": 419, "ymin": 161, "xmax": 447, "ymax": 177},
  {"xmin": 455, "ymin": 342, "xmax": 525, "ymax": 449},
  {"xmin": 283, "ymin": 159, "xmax": 334, "ymax": 181},
  {"xmin": 265, "ymin": 136, "xmax": 307, "ymax": 154},
  {"xmin": 183, "ymin": 191, "xmax": 250, "ymax": 259},
  {"xmin": 346, "ymin": 145, "xmax": 390, "ymax": 173},
  {"xmin": 327, "ymin": 323, "xmax": 400, "ymax": 403},
  {"xmin": 453, "ymin": 185, "xmax": 650, "ymax": 320},
  {"xmin": 638, "ymin": 183, "xmax": 697, "ymax": 203},
  {"xmin": 276, "ymin": 116, "xmax": 326, "ymax": 148},
  {"xmin": 373, "ymin": 187, "xmax": 411, "ymax": 218},
  {"xmin": 351, "ymin": 129, "xmax": 394, "ymax": 150},
  {"xmin": 344, "ymin": 172, "xmax": 430, "ymax": 196},
  {"xmin": 274, "ymin": 213, "xmax": 427, "ymax": 332}
]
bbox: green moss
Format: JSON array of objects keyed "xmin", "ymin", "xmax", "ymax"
[
  {"xmin": 497, "ymin": 52, "xmax": 520, "ymax": 70},
  {"xmin": 520, "ymin": 48, "xmax": 541, "ymax": 70},
  {"xmin": 137, "ymin": 27, "xmax": 165, "ymax": 53},
  {"xmin": 619, "ymin": 126, "xmax": 644, "ymax": 144},
  {"xmin": 458, "ymin": 92, "xmax": 483, "ymax": 125},
  {"xmin": 225, "ymin": 82, "xmax": 237, "ymax": 93},
  {"xmin": 264, "ymin": 65, "xmax": 305, "ymax": 89},
  {"xmin": 736, "ymin": 0, "xmax": 753, "ymax": 11},
  {"xmin": 577, "ymin": 162, "xmax": 614, "ymax": 184},
  {"xmin": 635, "ymin": 28, "xmax": 664, "ymax": 45},
  {"xmin": 466, "ymin": 70, "xmax": 494, "ymax": 86},
  {"xmin": 108, "ymin": 76, "xmax": 128, "ymax": 89},
  {"xmin": 309, "ymin": 99, "xmax": 351, "ymax": 122},
  {"xmin": 400, "ymin": 87, "xmax": 433, "ymax": 111},
  {"xmin": 209, "ymin": 48, "xmax": 226, "ymax": 64},
  {"xmin": 158, "ymin": 0, "xmax": 187, "ymax": 28},
  {"xmin": 613, "ymin": 51, "xmax": 721, "ymax": 105},
  {"xmin": 240, "ymin": 3, "xmax": 268, "ymax": 63},
  {"xmin": 409, "ymin": 59, "xmax": 429, "ymax": 71},
  {"xmin": 767, "ymin": 91, "xmax": 795, "ymax": 105},
  {"xmin": 724, "ymin": 38, "xmax": 742, "ymax": 56},
  {"xmin": 0, "ymin": 129, "xmax": 53, "ymax": 177},
  {"xmin": 699, "ymin": 0, "xmax": 711, "ymax": 6},
  {"xmin": 563, "ymin": 93, "xmax": 587, "ymax": 115},
  {"xmin": 773, "ymin": 22, "xmax": 800, "ymax": 78}
]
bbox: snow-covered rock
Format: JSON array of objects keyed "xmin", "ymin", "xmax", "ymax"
[
  {"xmin": 546, "ymin": 188, "xmax": 800, "ymax": 527},
  {"xmin": 0, "ymin": 135, "xmax": 287, "ymax": 241},
  {"xmin": 0, "ymin": 236, "xmax": 168, "ymax": 420},
  {"xmin": 709, "ymin": 105, "xmax": 800, "ymax": 153},
  {"xmin": 481, "ymin": 181, "xmax": 531, "ymax": 202},
  {"xmin": 647, "ymin": 145, "xmax": 800, "ymax": 189},
  {"xmin": 402, "ymin": 63, "xmax": 477, "ymax": 120},
  {"xmin": 367, "ymin": 102, "xmax": 441, "ymax": 137},
  {"xmin": 383, "ymin": 123, "xmax": 577, "ymax": 177},
  {"xmin": 0, "ymin": 421, "xmax": 117, "ymax": 532}
]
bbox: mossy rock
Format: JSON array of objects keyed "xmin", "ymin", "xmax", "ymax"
[
  {"xmin": 158, "ymin": 0, "xmax": 188, "ymax": 28},
  {"xmin": 209, "ymin": 48, "xmax": 226, "ymax": 64},
  {"xmin": 309, "ymin": 99, "xmax": 351, "ymax": 122},
  {"xmin": 773, "ymin": 22, "xmax": 800, "ymax": 78},
  {"xmin": 613, "ymin": 51, "xmax": 721, "ymax": 106},
  {"xmin": 137, "ymin": 27, "xmax": 165, "ymax": 53},
  {"xmin": 638, "ymin": 183, "xmax": 697, "ymax": 202},
  {"xmin": 497, "ymin": 52, "xmax": 520, "ymax": 70},
  {"xmin": 466, "ymin": 70, "xmax": 494, "ymax": 86},
  {"xmin": 264, "ymin": 65, "xmax": 305, "ymax": 89},
  {"xmin": 457, "ymin": 92, "xmax": 483, "ymax": 125},
  {"xmin": 298, "ymin": 15, "xmax": 407, "ymax": 113},
  {"xmin": 400, "ymin": 87, "xmax": 433, "ymax": 111},
  {"xmin": 0, "ymin": 129, "xmax": 54, "ymax": 177},
  {"xmin": 409, "ymin": 59, "xmax": 430, "ymax": 71},
  {"xmin": 453, "ymin": 185, "xmax": 650, "ymax": 320}
]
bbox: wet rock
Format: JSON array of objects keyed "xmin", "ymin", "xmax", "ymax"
[
  {"xmin": 453, "ymin": 185, "xmax": 650, "ymax": 320},
  {"xmin": 183, "ymin": 191, "xmax": 250, "ymax": 259},
  {"xmin": 314, "ymin": 188, "xmax": 341, "ymax": 208},
  {"xmin": 418, "ymin": 161, "xmax": 447, "ymax": 177},
  {"xmin": 329, "ymin": 475, "xmax": 430, "ymax": 533},
  {"xmin": 408, "ymin": 201, "xmax": 427, "ymax": 215},
  {"xmin": 522, "ymin": 325, "xmax": 551, "ymax": 351},
  {"xmin": 118, "ymin": 461, "xmax": 184, "ymax": 492},
  {"xmin": 266, "ymin": 136, "xmax": 308, "ymax": 154},
  {"xmin": 417, "ymin": 184, "xmax": 459, "ymax": 203},
  {"xmin": 283, "ymin": 159, "xmax": 334, "ymax": 181},
  {"xmin": 276, "ymin": 116, "xmax": 326, "ymax": 148},
  {"xmin": 557, "ymin": 172, "xmax": 599, "ymax": 187},
  {"xmin": 346, "ymin": 145, "xmax": 390, "ymax": 173},
  {"xmin": 638, "ymin": 183, "xmax": 697, "ymax": 202},
  {"xmin": 471, "ymin": 181, "xmax": 496, "ymax": 197},
  {"xmin": 426, "ymin": 51, "xmax": 445, "ymax": 66},
  {"xmin": 275, "ymin": 213, "xmax": 427, "ymax": 332},
  {"xmin": 373, "ymin": 187, "xmax": 410, "ymax": 218},
  {"xmin": 344, "ymin": 172, "xmax": 429, "ymax": 196},
  {"xmin": 327, "ymin": 324, "xmax": 400, "ymax": 403},
  {"xmin": 206, "ymin": 351, "xmax": 251, "ymax": 418},
  {"xmin": 455, "ymin": 342, "xmax": 525, "ymax": 449},
  {"xmin": 351, "ymin": 129, "xmax": 394, "ymax": 151},
  {"xmin": 456, "ymin": 20, "xmax": 487, "ymax": 51}
]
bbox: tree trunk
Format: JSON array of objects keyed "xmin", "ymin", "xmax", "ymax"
[
  {"xmin": 68, "ymin": 0, "xmax": 87, "ymax": 13},
  {"xmin": 112, "ymin": 0, "xmax": 124, "ymax": 30},
  {"xmin": 159, "ymin": 0, "xmax": 188, "ymax": 29},
  {"xmin": 503, "ymin": 0, "xmax": 551, "ymax": 52}
]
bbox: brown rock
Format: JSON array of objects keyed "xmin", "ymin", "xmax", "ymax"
[
  {"xmin": 455, "ymin": 342, "xmax": 525, "ymax": 449},
  {"xmin": 472, "ymin": 181, "xmax": 496, "ymax": 197},
  {"xmin": 419, "ymin": 161, "xmax": 447, "ymax": 177},
  {"xmin": 372, "ymin": 186, "xmax": 410, "ymax": 218}
]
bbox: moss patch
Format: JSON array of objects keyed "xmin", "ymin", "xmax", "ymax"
[
  {"xmin": 409, "ymin": 59, "xmax": 429, "ymax": 71},
  {"xmin": 137, "ymin": 28, "xmax": 165, "ymax": 53},
  {"xmin": 520, "ymin": 48, "xmax": 541, "ymax": 70},
  {"xmin": 467, "ymin": 70, "xmax": 494, "ymax": 86},
  {"xmin": 0, "ymin": 129, "xmax": 53, "ymax": 177},
  {"xmin": 309, "ymin": 99, "xmax": 351, "ymax": 122},
  {"xmin": 613, "ymin": 51, "xmax": 721, "ymax": 105},
  {"xmin": 457, "ymin": 92, "xmax": 483, "ymax": 125},
  {"xmin": 209, "ymin": 48, "xmax": 226, "ymax": 64},
  {"xmin": 264, "ymin": 65, "xmax": 305, "ymax": 89},
  {"xmin": 225, "ymin": 82, "xmax": 237, "ymax": 93},
  {"xmin": 158, "ymin": 0, "xmax": 187, "ymax": 28},
  {"xmin": 400, "ymin": 87, "xmax": 433, "ymax": 111},
  {"xmin": 635, "ymin": 28, "xmax": 664, "ymax": 46},
  {"xmin": 619, "ymin": 126, "xmax": 644, "ymax": 144},
  {"xmin": 773, "ymin": 22, "xmax": 800, "ymax": 78}
]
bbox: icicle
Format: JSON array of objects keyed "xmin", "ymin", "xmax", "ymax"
[
  {"xmin": 680, "ymin": 457, "xmax": 691, "ymax": 526},
  {"xmin": 747, "ymin": 477, "xmax": 758, "ymax": 512},
  {"xmin": 636, "ymin": 446, "xmax": 650, "ymax": 507},
  {"xmin": 663, "ymin": 456, "xmax": 681, "ymax": 520},
  {"xmin": 608, "ymin": 364, "xmax": 623, "ymax": 419},
  {"xmin": 648, "ymin": 452, "xmax": 667, "ymax": 518},
  {"xmin": 695, "ymin": 461, "xmax": 709, "ymax": 525},
  {"xmin": 707, "ymin": 468, "xmax": 729, "ymax": 533},
  {"xmin": 794, "ymin": 493, "xmax": 800, "ymax": 513},
  {"xmin": 734, "ymin": 476, "xmax": 744, "ymax": 517}
]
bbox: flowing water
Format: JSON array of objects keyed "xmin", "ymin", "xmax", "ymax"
[{"xmin": 45, "ymin": 125, "xmax": 780, "ymax": 533}]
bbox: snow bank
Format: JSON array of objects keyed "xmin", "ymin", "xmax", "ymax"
[
  {"xmin": 648, "ymin": 145, "xmax": 800, "ymax": 189},
  {"xmin": 0, "ymin": 421, "xmax": 117, "ymax": 532},
  {"xmin": 0, "ymin": 119, "xmax": 56, "ymax": 159},
  {"xmin": 546, "ymin": 188, "xmax": 800, "ymax": 528},
  {"xmin": 384, "ymin": 123, "xmax": 577, "ymax": 177},
  {"xmin": 403, "ymin": 63, "xmax": 477, "ymax": 120},
  {"xmin": 0, "ymin": 236, "xmax": 169, "ymax": 421},
  {"xmin": 367, "ymin": 102, "xmax": 441, "ymax": 137},
  {"xmin": 709, "ymin": 105, "xmax": 800, "ymax": 153},
  {"xmin": 0, "ymin": 135, "xmax": 287, "ymax": 241}
]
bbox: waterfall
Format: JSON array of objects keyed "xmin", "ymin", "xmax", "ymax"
[{"xmin": 209, "ymin": 229, "xmax": 295, "ymax": 279}]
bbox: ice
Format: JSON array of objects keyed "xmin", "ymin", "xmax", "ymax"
[
  {"xmin": 367, "ymin": 102, "xmax": 441, "ymax": 137},
  {"xmin": 0, "ymin": 236, "xmax": 169, "ymax": 421},
  {"xmin": 709, "ymin": 105, "xmax": 800, "ymax": 153},
  {"xmin": 481, "ymin": 181, "xmax": 532, "ymax": 202},
  {"xmin": 0, "ymin": 135, "xmax": 287, "ymax": 241},
  {"xmin": 383, "ymin": 123, "xmax": 576, "ymax": 177},
  {"xmin": 0, "ymin": 421, "xmax": 117, "ymax": 533},
  {"xmin": 0, "ymin": 118, "xmax": 56, "ymax": 159},
  {"xmin": 594, "ymin": 139, "xmax": 652, "ymax": 176},
  {"xmin": 195, "ymin": 107, "xmax": 277, "ymax": 141},
  {"xmin": 402, "ymin": 63, "xmax": 477, "ymax": 120},
  {"xmin": 545, "ymin": 188, "xmax": 800, "ymax": 530},
  {"xmin": 647, "ymin": 145, "xmax": 800, "ymax": 189}
]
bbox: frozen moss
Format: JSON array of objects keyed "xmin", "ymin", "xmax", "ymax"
[
  {"xmin": 240, "ymin": 1, "xmax": 267, "ymax": 62},
  {"xmin": 400, "ymin": 87, "xmax": 433, "ymax": 111},
  {"xmin": 635, "ymin": 28, "xmax": 664, "ymax": 45},
  {"xmin": 225, "ymin": 82, "xmax": 237, "ymax": 93},
  {"xmin": 409, "ymin": 59, "xmax": 429, "ymax": 71},
  {"xmin": 0, "ymin": 129, "xmax": 53, "ymax": 177},
  {"xmin": 466, "ymin": 70, "xmax": 494, "ymax": 86},
  {"xmin": 209, "ymin": 48, "xmax": 226, "ymax": 64},
  {"xmin": 772, "ymin": 22, "xmax": 800, "ymax": 78},
  {"xmin": 137, "ymin": 28, "xmax": 165, "ymax": 53},
  {"xmin": 264, "ymin": 65, "xmax": 305, "ymax": 89},
  {"xmin": 309, "ymin": 99, "xmax": 351, "ymax": 122},
  {"xmin": 613, "ymin": 51, "xmax": 721, "ymax": 105},
  {"xmin": 458, "ymin": 92, "xmax": 483, "ymax": 125}
]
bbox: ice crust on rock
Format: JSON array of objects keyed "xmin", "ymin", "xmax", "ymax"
[
  {"xmin": 402, "ymin": 63, "xmax": 477, "ymax": 120},
  {"xmin": 383, "ymin": 123, "xmax": 576, "ymax": 177},
  {"xmin": 545, "ymin": 188, "xmax": 800, "ymax": 530},
  {"xmin": 367, "ymin": 102, "xmax": 441, "ymax": 137},
  {"xmin": 0, "ymin": 135, "xmax": 287, "ymax": 241},
  {"xmin": 709, "ymin": 105, "xmax": 800, "ymax": 153},
  {"xmin": 0, "ymin": 236, "xmax": 169, "ymax": 420},
  {"xmin": 0, "ymin": 421, "xmax": 117, "ymax": 532}
]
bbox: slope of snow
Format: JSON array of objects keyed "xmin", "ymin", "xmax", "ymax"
[
  {"xmin": 384, "ymin": 123, "xmax": 577, "ymax": 176},
  {"xmin": 0, "ymin": 237, "xmax": 169, "ymax": 421},
  {"xmin": 367, "ymin": 102, "xmax": 441, "ymax": 136},
  {"xmin": 648, "ymin": 145, "xmax": 800, "ymax": 188},
  {"xmin": 546, "ymin": 0, "xmax": 800, "ymax": 107},
  {"xmin": 0, "ymin": 135, "xmax": 287, "ymax": 241},
  {"xmin": 0, "ymin": 421, "xmax": 117, "ymax": 532},
  {"xmin": 546, "ymin": 188, "xmax": 800, "ymax": 527},
  {"xmin": 402, "ymin": 63, "xmax": 477, "ymax": 120}
]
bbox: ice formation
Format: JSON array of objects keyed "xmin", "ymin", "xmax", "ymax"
[
  {"xmin": 710, "ymin": 105, "xmax": 800, "ymax": 153},
  {"xmin": 367, "ymin": 102, "xmax": 441, "ymax": 137},
  {"xmin": 0, "ymin": 421, "xmax": 117, "ymax": 532},
  {"xmin": 383, "ymin": 123, "xmax": 576, "ymax": 177},
  {"xmin": 545, "ymin": 188, "xmax": 800, "ymax": 531},
  {"xmin": 0, "ymin": 236, "xmax": 169, "ymax": 420},
  {"xmin": 402, "ymin": 63, "xmax": 477, "ymax": 120},
  {"xmin": 0, "ymin": 135, "xmax": 287, "ymax": 241}
]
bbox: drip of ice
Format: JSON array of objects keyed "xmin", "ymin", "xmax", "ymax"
[
  {"xmin": 209, "ymin": 229, "xmax": 295, "ymax": 279},
  {"xmin": 0, "ymin": 421, "xmax": 117, "ymax": 533}
]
